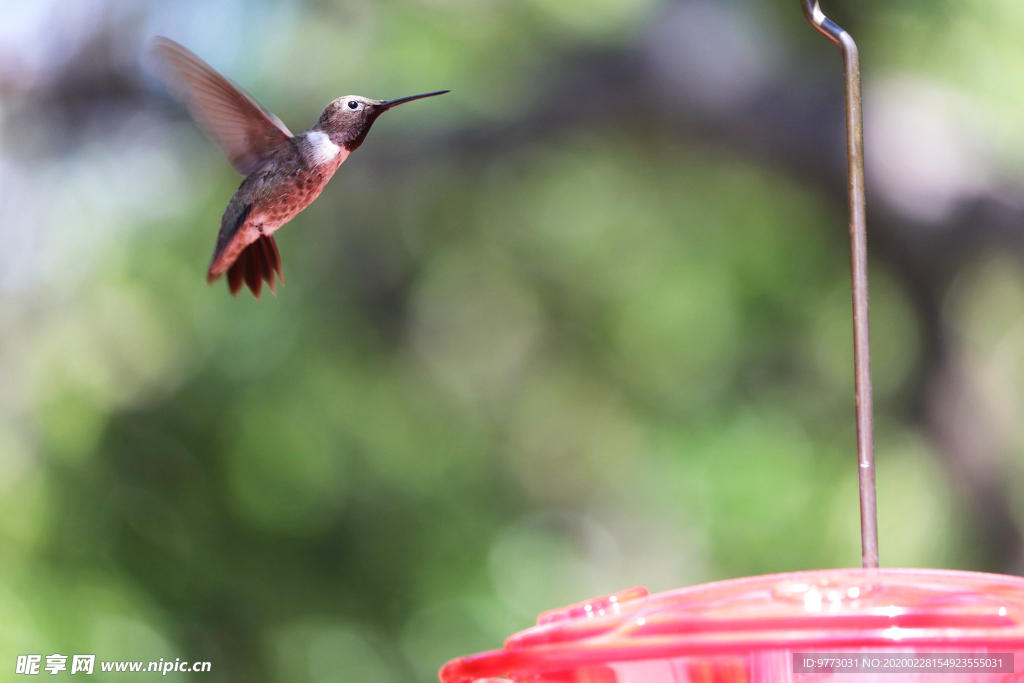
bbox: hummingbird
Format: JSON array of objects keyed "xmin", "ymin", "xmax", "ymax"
[{"xmin": 149, "ymin": 37, "xmax": 448, "ymax": 298}]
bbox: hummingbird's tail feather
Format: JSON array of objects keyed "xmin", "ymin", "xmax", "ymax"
[
  {"xmin": 227, "ymin": 256, "xmax": 245, "ymax": 295},
  {"xmin": 253, "ymin": 239, "xmax": 271, "ymax": 295},
  {"xmin": 222, "ymin": 235, "xmax": 283, "ymax": 298},
  {"xmin": 265, "ymin": 234, "xmax": 284, "ymax": 285},
  {"xmin": 242, "ymin": 246, "xmax": 261, "ymax": 298}
]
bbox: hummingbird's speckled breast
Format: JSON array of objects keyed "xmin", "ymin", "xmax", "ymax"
[{"xmin": 252, "ymin": 133, "xmax": 351, "ymax": 231}]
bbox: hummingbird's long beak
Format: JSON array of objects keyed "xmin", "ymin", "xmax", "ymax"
[{"xmin": 380, "ymin": 90, "xmax": 450, "ymax": 109}]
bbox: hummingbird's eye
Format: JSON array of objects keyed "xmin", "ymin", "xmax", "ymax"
[{"xmin": 347, "ymin": 100, "xmax": 360, "ymax": 110}]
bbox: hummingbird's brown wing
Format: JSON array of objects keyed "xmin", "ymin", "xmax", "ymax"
[
  {"xmin": 149, "ymin": 37, "xmax": 293, "ymax": 176},
  {"xmin": 207, "ymin": 198, "xmax": 284, "ymax": 299}
]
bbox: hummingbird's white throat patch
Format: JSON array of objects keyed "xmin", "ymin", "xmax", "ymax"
[{"xmin": 303, "ymin": 130, "xmax": 343, "ymax": 166}]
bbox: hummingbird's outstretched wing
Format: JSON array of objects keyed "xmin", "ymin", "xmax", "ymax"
[{"xmin": 149, "ymin": 37, "xmax": 293, "ymax": 176}]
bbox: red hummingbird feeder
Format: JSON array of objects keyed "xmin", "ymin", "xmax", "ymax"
[
  {"xmin": 440, "ymin": 570, "xmax": 1024, "ymax": 682},
  {"xmin": 439, "ymin": 2, "xmax": 1024, "ymax": 682}
]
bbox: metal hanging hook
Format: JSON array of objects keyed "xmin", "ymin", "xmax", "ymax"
[{"xmin": 802, "ymin": 1, "xmax": 879, "ymax": 570}]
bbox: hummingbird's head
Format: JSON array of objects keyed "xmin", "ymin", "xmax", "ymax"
[{"xmin": 315, "ymin": 91, "xmax": 449, "ymax": 151}]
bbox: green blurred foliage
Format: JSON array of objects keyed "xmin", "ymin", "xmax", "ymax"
[{"xmin": 2, "ymin": 0, "xmax": 1018, "ymax": 680}]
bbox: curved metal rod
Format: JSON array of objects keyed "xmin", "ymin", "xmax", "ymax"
[{"xmin": 802, "ymin": 1, "xmax": 878, "ymax": 570}]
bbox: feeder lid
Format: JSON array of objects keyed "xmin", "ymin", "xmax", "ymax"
[{"xmin": 439, "ymin": 568, "xmax": 1024, "ymax": 682}]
